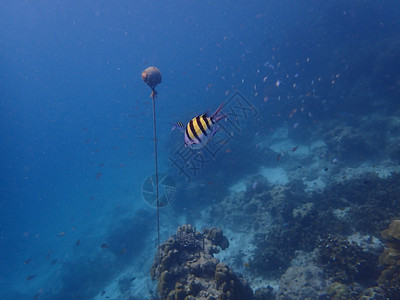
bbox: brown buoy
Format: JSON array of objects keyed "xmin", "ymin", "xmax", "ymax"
[{"xmin": 142, "ymin": 66, "xmax": 162, "ymax": 98}]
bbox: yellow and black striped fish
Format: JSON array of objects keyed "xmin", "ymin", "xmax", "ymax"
[{"xmin": 171, "ymin": 103, "xmax": 225, "ymax": 149}]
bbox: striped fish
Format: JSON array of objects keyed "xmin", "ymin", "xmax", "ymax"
[{"xmin": 171, "ymin": 103, "xmax": 225, "ymax": 149}]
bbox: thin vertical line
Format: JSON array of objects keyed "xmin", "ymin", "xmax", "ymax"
[{"xmin": 151, "ymin": 94, "xmax": 160, "ymax": 256}]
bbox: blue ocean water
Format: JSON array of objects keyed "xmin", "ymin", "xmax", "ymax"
[{"xmin": 1, "ymin": 0, "xmax": 400, "ymax": 299}]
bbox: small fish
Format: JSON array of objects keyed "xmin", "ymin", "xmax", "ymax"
[
  {"xmin": 292, "ymin": 145, "xmax": 299, "ymax": 152},
  {"xmin": 24, "ymin": 258, "xmax": 32, "ymax": 265},
  {"xmin": 57, "ymin": 232, "xmax": 65, "ymax": 237},
  {"xmin": 101, "ymin": 290, "xmax": 106, "ymax": 296},
  {"xmin": 244, "ymin": 262, "xmax": 250, "ymax": 268},
  {"xmin": 173, "ymin": 103, "xmax": 226, "ymax": 150},
  {"xmin": 76, "ymin": 238, "xmax": 81, "ymax": 246},
  {"xmin": 26, "ymin": 275, "xmax": 36, "ymax": 281},
  {"xmin": 101, "ymin": 243, "xmax": 109, "ymax": 249},
  {"xmin": 51, "ymin": 259, "xmax": 58, "ymax": 265}
]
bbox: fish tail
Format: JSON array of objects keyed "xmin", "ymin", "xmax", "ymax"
[{"xmin": 211, "ymin": 102, "xmax": 226, "ymax": 122}]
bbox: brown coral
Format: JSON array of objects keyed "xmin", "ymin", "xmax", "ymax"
[
  {"xmin": 378, "ymin": 219, "xmax": 400, "ymax": 287},
  {"xmin": 381, "ymin": 219, "xmax": 400, "ymax": 241},
  {"xmin": 151, "ymin": 224, "xmax": 253, "ymax": 300}
]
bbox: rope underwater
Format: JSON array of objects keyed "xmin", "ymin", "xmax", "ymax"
[
  {"xmin": 151, "ymin": 93, "xmax": 160, "ymax": 256},
  {"xmin": 141, "ymin": 67, "xmax": 162, "ymax": 257}
]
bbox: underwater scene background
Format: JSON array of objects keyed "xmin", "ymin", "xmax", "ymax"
[{"xmin": 1, "ymin": 0, "xmax": 400, "ymax": 299}]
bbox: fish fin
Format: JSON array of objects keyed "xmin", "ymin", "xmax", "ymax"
[
  {"xmin": 201, "ymin": 111, "xmax": 209, "ymax": 118},
  {"xmin": 211, "ymin": 125, "xmax": 219, "ymax": 137},
  {"xmin": 170, "ymin": 122, "xmax": 184, "ymax": 132},
  {"xmin": 211, "ymin": 102, "xmax": 226, "ymax": 122}
]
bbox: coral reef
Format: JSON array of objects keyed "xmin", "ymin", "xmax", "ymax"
[
  {"xmin": 249, "ymin": 186, "xmax": 339, "ymax": 278},
  {"xmin": 172, "ymin": 170, "xmax": 400, "ymax": 297},
  {"xmin": 379, "ymin": 274, "xmax": 400, "ymax": 300},
  {"xmin": 253, "ymin": 287, "xmax": 274, "ymax": 300},
  {"xmin": 326, "ymin": 281, "xmax": 362, "ymax": 300},
  {"xmin": 323, "ymin": 125, "xmax": 377, "ymax": 163},
  {"xmin": 345, "ymin": 219, "xmax": 400, "ymax": 299},
  {"xmin": 358, "ymin": 286, "xmax": 386, "ymax": 300},
  {"xmin": 318, "ymin": 234, "xmax": 379, "ymax": 285},
  {"xmin": 276, "ymin": 250, "xmax": 329, "ymax": 300},
  {"xmin": 315, "ymin": 172, "xmax": 400, "ymax": 236},
  {"xmin": 379, "ymin": 220, "xmax": 400, "ymax": 276},
  {"xmin": 151, "ymin": 224, "xmax": 253, "ymax": 299},
  {"xmin": 376, "ymin": 219, "xmax": 400, "ymax": 297}
]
